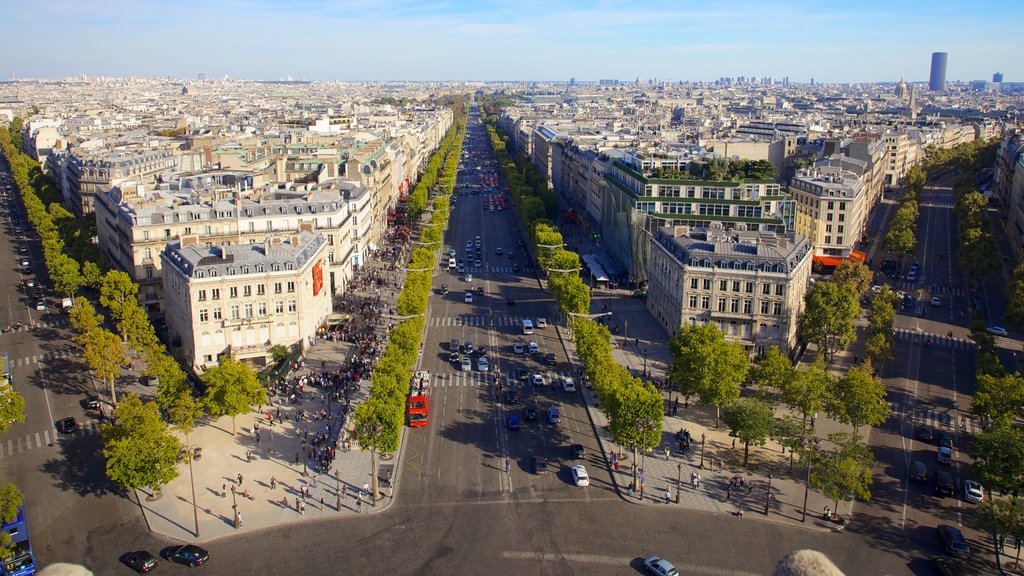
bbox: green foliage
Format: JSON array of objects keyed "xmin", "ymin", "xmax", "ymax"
[
  {"xmin": 81, "ymin": 260, "xmax": 103, "ymax": 290},
  {"xmin": 269, "ymin": 344, "xmax": 290, "ymax": 365},
  {"xmin": 69, "ymin": 296, "xmax": 102, "ymax": 334},
  {"xmin": 828, "ymin": 362, "xmax": 889, "ymax": 433},
  {"xmin": 202, "ymin": 356, "xmax": 267, "ymax": 435},
  {"xmin": 982, "ymin": 497, "xmax": 1024, "ymax": 557},
  {"xmin": 81, "ymin": 328, "xmax": 128, "ymax": 402},
  {"xmin": 973, "ymin": 372, "xmax": 1024, "ymax": 431},
  {"xmin": 971, "ymin": 424, "xmax": 1024, "ymax": 493},
  {"xmin": 750, "ymin": 346, "xmax": 795, "ymax": 402},
  {"xmin": 904, "ymin": 165, "xmax": 926, "ymax": 195},
  {"xmin": 101, "ymin": 394, "xmax": 181, "ymax": 493},
  {"xmin": 864, "ymin": 287, "xmax": 897, "ymax": 364},
  {"xmin": 352, "ymin": 396, "xmax": 403, "ymax": 455},
  {"xmin": 783, "ymin": 357, "xmax": 835, "ymax": 430},
  {"xmin": 0, "ymin": 483, "xmax": 23, "ymax": 524},
  {"xmin": 49, "ymin": 252, "xmax": 83, "ymax": 296},
  {"xmin": 1006, "ymin": 264, "xmax": 1024, "ymax": 331},
  {"xmin": 810, "ymin": 432, "xmax": 875, "ymax": 513},
  {"xmin": 0, "ymin": 374, "xmax": 26, "ymax": 433},
  {"xmin": 722, "ymin": 397, "xmax": 775, "ymax": 467},
  {"xmin": 99, "ymin": 270, "xmax": 139, "ymax": 321},
  {"xmin": 668, "ymin": 323, "xmax": 749, "ymax": 427},
  {"xmin": 831, "ymin": 261, "xmax": 873, "ymax": 296},
  {"xmin": 798, "ymin": 282, "xmax": 859, "ymax": 363},
  {"xmin": 883, "ymin": 199, "xmax": 918, "ymax": 256}
]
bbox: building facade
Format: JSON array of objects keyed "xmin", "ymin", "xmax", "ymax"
[
  {"xmin": 161, "ymin": 228, "xmax": 332, "ymax": 373},
  {"xmin": 646, "ymin": 227, "xmax": 812, "ymax": 357},
  {"xmin": 789, "ymin": 167, "xmax": 867, "ymax": 262}
]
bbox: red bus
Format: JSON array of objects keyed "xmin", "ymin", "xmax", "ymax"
[{"xmin": 407, "ymin": 370, "xmax": 430, "ymax": 427}]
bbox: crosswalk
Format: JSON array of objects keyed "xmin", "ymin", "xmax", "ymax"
[
  {"xmin": 2, "ymin": 318, "xmax": 70, "ymax": 334},
  {"xmin": 430, "ymin": 370, "xmax": 567, "ymax": 388},
  {"xmin": 0, "ymin": 422, "xmax": 100, "ymax": 459},
  {"xmin": 892, "ymin": 328, "xmax": 975, "ymax": 350},
  {"xmin": 7, "ymin": 349, "xmax": 75, "ymax": 368},
  {"xmin": 429, "ymin": 315, "xmax": 529, "ymax": 328},
  {"xmin": 891, "ymin": 402, "xmax": 980, "ymax": 435},
  {"xmin": 890, "ymin": 283, "xmax": 965, "ymax": 297},
  {"xmin": 920, "ymin": 191, "xmax": 955, "ymax": 207},
  {"xmin": 445, "ymin": 265, "xmax": 520, "ymax": 275}
]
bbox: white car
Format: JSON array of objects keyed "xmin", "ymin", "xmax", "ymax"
[
  {"xmin": 937, "ymin": 446, "xmax": 952, "ymax": 464},
  {"xmin": 513, "ymin": 342, "xmax": 525, "ymax": 354},
  {"xmin": 35, "ymin": 301, "xmax": 46, "ymax": 311},
  {"xmin": 930, "ymin": 297, "xmax": 941, "ymax": 306},
  {"xmin": 528, "ymin": 341, "xmax": 539, "ymax": 354},
  {"xmin": 478, "ymin": 357, "xmax": 490, "ymax": 372},
  {"xmin": 464, "ymin": 273, "xmax": 473, "ymax": 282},
  {"xmin": 536, "ymin": 318, "xmax": 548, "ymax": 328},
  {"xmin": 474, "ymin": 260, "xmax": 482, "ymax": 268},
  {"xmin": 531, "ymin": 374, "xmax": 544, "ymax": 386},
  {"xmin": 643, "ymin": 556, "xmax": 679, "ymax": 576},
  {"xmin": 987, "ymin": 326, "xmax": 1008, "ymax": 336},
  {"xmin": 464, "ymin": 292, "xmax": 474, "ymax": 303},
  {"xmin": 571, "ymin": 465, "xmax": 590, "ymax": 487},
  {"xmin": 562, "ymin": 378, "xmax": 577, "ymax": 393},
  {"xmin": 963, "ymin": 479, "xmax": 984, "ymax": 503}
]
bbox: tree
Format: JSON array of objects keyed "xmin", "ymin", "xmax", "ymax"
[
  {"xmin": 783, "ymin": 357, "xmax": 835, "ymax": 432},
  {"xmin": 352, "ymin": 397, "xmax": 403, "ymax": 504},
  {"xmin": 810, "ymin": 432, "xmax": 874, "ymax": 516},
  {"xmin": 606, "ymin": 380, "xmax": 663, "ymax": 490},
  {"xmin": 202, "ymin": 356, "xmax": 267, "ymax": 435},
  {"xmin": 750, "ymin": 346, "xmax": 795, "ymax": 403},
  {"xmin": 668, "ymin": 323, "xmax": 749, "ymax": 427},
  {"xmin": 774, "ymin": 415, "xmax": 807, "ymax": 473},
  {"xmin": 973, "ymin": 373, "xmax": 1024, "ymax": 429},
  {"xmin": 722, "ymin": 397, "xmax": 775, "ymax": 467},
  {"xmin": 832, "ymin": 261, "xmax": 873, "ymax": 296},
  {"xmin": 268, "ymin": 344, "xmax": 290, "ymax": 365},
  {"xmin": 81, "ymin": 328, "xmax": 128, "ymax": 404},
  {"xmin": 864, "ymin": 288, "xmax": 897, "ymax": 363},
  {"xmin": 971, "ymin": 425, "xmax": 1024, "ymax": 493},
  {"xmin": 0, "ymin": 483, "xmax": 23, "ymax": 560},
  {"xmin": 905, "ymin": 165, "xmax": 926, "ymax": 195},
  {"xmin": 1006, "ymin": 264, "xmax": 1024, "ymax": 331},
  {"xmin": 798, "ymin": 282, "xmax": 860, "ymax": 363},
  {"xmin": 49, "ymin": 253, "xmax": 82, "ymax": 297},
  {"xmin": 117, "ymin": 303, "xmax": 158, "ymax": 353},
  {"xmin": 69, "ymin": 296, "xmax": 102, "ymax": 334},
  {"xmin": 828, "ymin": 363, "xmax": 889, "ymax": 434},
  {"xmin": 81, "ymin": 261, "xmax": 103, "ymax": 290},
  {"xmin": 983, "ymin": 498, "xmax": 1024, "ymax": 566},
  {"xmin": 99, "ymin": 270, "xmax": 139, "ymax": 320},
  {"xmin": 0, "ymin": 353, "xmax": 25, "ymax": 432},
  {"xmin": 958, "ymin": 226, "xmax": 1001, "ymax": 280},
  {"xmin": 101, "ymin": 394, "xmax": 181, "ymax": 497}
]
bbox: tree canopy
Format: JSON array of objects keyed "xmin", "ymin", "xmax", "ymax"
[{"xmin": 202, "ymin": 356, "xmax": 267, "ymax": 435}]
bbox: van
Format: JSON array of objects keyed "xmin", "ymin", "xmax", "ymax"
[{"xmin": 522, "ymin": 319, "xmax": 534, "ymax": 335}]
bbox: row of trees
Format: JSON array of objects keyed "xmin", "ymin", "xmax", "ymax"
[
  {"xmin": 649, "ymin": 158, "xmax": 777, "ymax": 182},
  {"xmin": 883, "ymin": 189, "xmax": 919, "ymax": 266},
  {"xmin": 954, "ymin": 177, "xmax": 1000, "ymax": 281},
  {"xmin": 797, "ymin": 261, "xmax": 872, "ymax": 364}
]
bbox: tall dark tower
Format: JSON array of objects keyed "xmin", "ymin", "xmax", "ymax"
[{"xmin": 929, "ymin": 52, "xmax": 947, "ymax": 91}]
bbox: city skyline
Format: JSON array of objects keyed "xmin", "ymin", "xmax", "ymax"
[{"xmin": 3, "ymin": 0, "xmax": 1023, "ymax": 83}]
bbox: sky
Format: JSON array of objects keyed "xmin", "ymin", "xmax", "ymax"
[{"xmin": 4, "ymin": 0, "xmax": 1022, "ymax": 83}]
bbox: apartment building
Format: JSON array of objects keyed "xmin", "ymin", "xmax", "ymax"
[
  {"xmin": 646, "ymin": 227, "xmax": 812, "ymax": 357},
  {"xmin": 994, "ymin": 132, "xmax": 1024, "ymax": 260},
  {"xmin": 64, "ymin": 148, "xmax": 177, "ymax": 217},
  {"xmin": 161, "ymin": 228, "xmax": 332, "ymax": 373},
  {"xmin": 95, "ymin": 175, "xmax": 368, "ymax": 312},
  {"xmin": 789, "ymin": 167, "xmax": 868, "ymax": 264}
]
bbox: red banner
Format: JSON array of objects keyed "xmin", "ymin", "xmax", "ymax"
[{"xmin": 312, "ymin": 260, "xmax": 323, "ymax": 296}]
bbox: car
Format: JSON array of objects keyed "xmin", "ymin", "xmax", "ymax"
[
  {"xmin": 939, "ymin": 432, "xmax": 954, "ymax": 449},
  {"xmin": 931, "ymin": 296, "xmax": 942, "ymax": 306},
  {"xmin": 910, "ymin": 460, "xmax": 928, "ymax": 483},
  {"xmin": 930, "ymin": 557, "xmax": 966, "ymax": 576},
  {"xmin": 458, "ymin": 264, "xmax": 466, "ymax": 273},
  {"xmin": 918, "ymin": 426, "xmax": 934, "ymax": 443},
  {"xmin": 937, "ymin": 446, "xmax": 952, "ymax": 464},
  {"xmin": 936, "ymin": 470, "xmax": 956, "ymax": 497},
  {"xmin": 508, "ymin": 252, "xmax": 516, "ymax": 259},
  {"xmin": 513, "ymin": 264, "xmax": 520, "ymax": 272},
  {"xmin": 449, "ymin": 350, "xmax": 460, "ymax": 362},
  {"xmin": 496, "ymin": 247, "xmax": 503, "ymax": 255},
  {"xmin": 548, "ymin": 407, "xmax": 560, "ymax": 424},
  {"xmin": 477, "ymin": 345, "xmax": 488, "ymax": 357},
  {"xmin": 475, "ymin": 286, "xmax": 484, "ymax": 295},
  {"xmin": 907, "ymin": 270, "xmax": 917, "ymax": 282},
  {"xmin": 533, "ymin": 455, "xmax": 548, "ymax": 474},
  {"xmin": 464, "ymin": 273, "xmax": 473, "ymax": 282},
  {"xmin": 465, "ymin": 241, "xmax": 473, "ymax": 250},
  {"xmin": 474, "ymin": 259, "xmax": 482, "ymax": 268},
  {"xmin": 161, "ymin": 544, "xmax": 210, "ymax": 567},
  {"xmin": 571, "ymin": 444, "xmax": 585, "ymax": 459},
  {"xmin": 24, "ymin": 279, "xmax": 35, "ymax": 288},
  {"xmin": 507, "ymin": 297, "xmax": 515, "ymax": 305},
  {"xmin": 504, "ymin": 390, "xmax": 519, "ymax": 405},
  {"xmin": 449, "ymin": 338, "xmax": 461, "ymax": 350},
  {"xmin": 507, "ymin": 415, "xmax": 521, "ymax": 431},
  {"xmin": 987, "ymin": 326, "xmax": 1008, "ymax": 336},
  {"xmin": 937, "ymin": 524, "xmax": 970, "ymax": 558},
  {"xmin": 34, "ymin": 301, "xmax": 46, "ymax": 311},
  {"xmin": 121, "ymin": 551, "xmax": 158, "ymax": 573},
  {"xmin": 478, "ymin": 357, "xmax": 490, "ymax": 372},
  {"xmin": 525, "ymin": 406, "xmax": 538, "ymax": 421},
  {"xmin": 513, "ymin": 342, "xmax": 525, "ymax": 354},
  {"xmin": 30, "ymin": 290, "xmax": 43, "ymax": 300},
  {"xmin": 545, "ymin": 353, "xmax": 557, "ymax": 365},
  {"xmin": 464, "ymin": 292, "xmax": 474, "ymax": 303},
  {"xmin": 571, "ymin": 464, "xmax": 590, "ymax": 486},
  {"xmin": 517, "ymin": 370, "xmax": 529, "ymax": 383},
  {"xmin": 439, "ymin": 284, "xmax": 449, "ymax": 295},
  {"xmin": 448, "ymin": 249, "xmax": 457, "ymax": 257},
  {"xmin": 56, "ymin": 417, "xmax": 78, "ymax": 435},
  {"xmin": 463, "ymin": 341, "xmax": 474, "ymax": 354},
  {"xmin": 963, "ymin": 479, "xmax": 984, "ymax": 503},
  {"xmin": 83, "ymin": 395, "xmax": 101, "ymax": 410},
  {"xmin": 528, "ymin": 341, "xmax": 539, "ymax": 354},
  {"xmin": 536, "ymin": 318, "xmax": 548, "ymax": 328},
  {"xmin": 460, "ymin": 357, "xmax": 472, "ymax": 371},
  {"xmin": 643, "ymin": 556, "xmax": 680, "ymax": 576},
  {"xmin": 562, "ymin": 377, "xmax": 577, "ymax": 392},
  {"xmin": 532, "ymin": 374, "xmax": 544, "ymax": 386}
]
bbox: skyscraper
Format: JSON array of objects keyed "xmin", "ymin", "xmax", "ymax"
[
  {"xmin": 994, "ymin": 72, "xmax": 1003, "ymax": 83},
  {"xmin": 929, "ymin": 52, "xmax": 947, "ymax": 91}
]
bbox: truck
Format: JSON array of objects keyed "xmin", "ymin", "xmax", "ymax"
[{"xmin": 407, "ymin": 370, "xmax": 430, "ymax": 427}]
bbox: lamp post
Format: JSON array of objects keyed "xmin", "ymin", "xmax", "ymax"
[
  {"xmin": 676, "ymin": 462, "xmax": 682, "ymax": 503},
  {"xmin": 361, "ymin": 422, "xmax": 384, "ymax": 505},
  {"xmin": 185, "ymin": 446, "xmax": 200, "ymax": 537},
  {"xmin": 301, "ymin": 439, "xmax": 308, "ymax": 477},
  {"xmin": 643, "ymin": 350, "xmax": 648, "ymax": 377},
  {"xmin": 801, "ymin": 437, "xmax": 821, "ymax": 523},
  {"xmin": 335, "ymin": 468, "xmax": 341, "ymax": 512},
  {"xmin": 699, "ymin": 433, "xmax": 706, "ymax": 469},
  {"xmin": 635, "ymin": 417, "xmax": 655, "ymax": 501},
  {"xmin": 230, "ymin": 484, "xmax": 239, "ymax": 528},
  {"xmin": 764, "ymin": 467, "xmax": 774, "ymax": 515}
]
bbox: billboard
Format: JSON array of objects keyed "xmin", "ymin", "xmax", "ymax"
[{"xmin": 312, "ymin": 259, "xmax": 323, "ymax": 296}]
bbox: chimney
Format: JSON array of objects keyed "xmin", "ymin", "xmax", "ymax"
[
  {"xmin": 181, "ymin": 235, "xmax": 198, "ymax": 247},
  {"xmin": 299, "ymin": 222, "xmax": 314, "ymax": 233},
  {"xmin": 271, "ymin": 237, "xmax": 283, "ymax": 245},
  {"xmin": 291, "ymin": 235, "xmax": 301, "ymax": 246}
]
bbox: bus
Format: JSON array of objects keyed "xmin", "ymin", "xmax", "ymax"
[
  {"xmin": 407, "ymin": 370, "xmax": 430, "ymax": 427},
  {"xmin": 1, "ymin": 506, "xmax": 36, "ymax": 576}
]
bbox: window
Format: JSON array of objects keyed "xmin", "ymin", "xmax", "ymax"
[
  {"xmin": 275, "ymin": 301, "xmax": 284, "ymax": 314},
  {"xmin": 744, "ymin": 300, "xmax": 752, "ymax": 314},
  {"xmin": 143, "ymin": 231, "xmax": 150, "ymax": 240},
  {"xmin": 773, "ymin": 302, "xmax": 783, "ymax": 315},
  {"xmin": 258, "ymin": 302, "xmax": 267, "ymax": 316},
  {"xmin": 205, "ymin": 225, "xmax": 211, "ymax": 235},
  {"xmin": 761, "ymin": 301, "xmax": 771, "ymax": 314},
  {"xmin": 213, "ymin": 307, "xmax": 222, "ymax": 320},
  {"xmin": 164, "ymin": 229, "xmax": 171, "ymax": 238},
  {"xmin": 720, "ymin": 280, "xmax": 728, "ymax": 291},
  {"xmin": 702, "ymin": 279, "xmax": 712, "ymax": 290},
  {"xmin": 199, "ymin": 309, "xmax": 208, "ymax": 322},
  {"xmin": 211, "ymin": 288, "xmax": 220, "ymax": 300},
  {"xmin": 287, "ymin": 299, "xmax": 297, "ymax": 312},
  {"xmin": 689, "ymin": 295, "xmax": 698, "ymax": 308},
  {"xmin": 230, "ymin": 287, "xmax": 238, "ymax": 298},
  {"xmin": 837, "ymin": 225, "xmax": 844, "ymax": 234},
  {"xmin": 762, "ymin": 283, "xmax": 771, "ymax": 295},
  {"xmin": 690, "ymin": 278, "xmax": 698, "ymax": 289},
  {"xmin": 775, "ymin": 285, "xmax": 785, "ymax": 296},
  {"xmin": 244, "ymin": 303, "xmax": 253, "ymax": 318},
  {"xmin": 746, "ymin": 282, "xmax": 754, "ymax": 293},
  {"xmin": 732, "ymin": 281, "xmax": 741, "ymax": 292},
  {"xmin": 287, "ymin": 281, "xmax": 296, "ymax": 293},
  {"xmin": 244, "ymin": 285, "xmax": 252, "ymax": 297},
  {"xmin": 700, "ymin": 296, "xmax": 710, "ymax": 310},
  {"xmin": 274, "ymin": 282, "xmax": 283, "ymax": 294},
  {"xmin": 730, "ymin": 298, "xmax": 740, "ymax": 313},
  {"xmin": 257, "ymin": 284, "xmax": 265, "ymax": 296},
  {"xmin": 825, "ymin": 236, "xmax": 832, "ymax": 244},
  {"xmin": 718, "ymin": 298, "xmax": 727, "ymax": 312},
  {"xmin": 143, "ymin": 248, "xmax": 152, "ymax": 260},
  {"xmin": 145, "ymin": 267, "xmax": 153, "ymax": 279},
  {"xmin": 230, "ymin": 305, "xmax": 239, "ymax": 320}
]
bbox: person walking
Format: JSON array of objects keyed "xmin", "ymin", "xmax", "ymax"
[
  {"xmin": 299, "ymin": 500, "xmax": 306, "ymax": 515},
  {"xmin": 270, "ymin": 476, "xmax": 277, "ymax": 490},
  {"xmin": 505, "ymin": 458, "xmax": 511, "ymax": 474},
  {"xmin": 356, "ymin": 499, "xmax": 363, "ymax": 514},
  {"xmin": 237, "ymin": 473, "xmax": 244, "ymax": 485},
  {"xmin": 664, "ymin": 489, "xmax": 672, "ymax": 504}
]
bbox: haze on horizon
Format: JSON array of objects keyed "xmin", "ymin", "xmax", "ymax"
[{"xmin": 4, "ymin": 0, "xmax": 1022, "ymax": 83}]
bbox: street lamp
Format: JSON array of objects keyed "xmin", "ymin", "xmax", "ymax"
[
  {"xmin": 183, "ymin": 446, "xmax": 200, "ymax": 536},
  {"xmin": 676, "ymin": 462, "xmax": 682, "ymax": 503},
  {"xmin": 643, "ymin": 350, "xmax": 648, "ymax": 377},
  {"xmin": 801, "ymin": 436, "xmax": 821, "ymax": 523},
  {"xmin": 401, "ymin": 266, "xmax": 434, "ymax": 273},
  {"xmin": 699, "ymin": 433, "xmax": 706, "ymax": 469},
  {"xmin": 634, "ymin": 417, "xmax": 656, "ymax": 501},
  {"xmin": 360, "ymin": 422, "xmax": 384, "ymax": 505},
  {"xmin": 335, "ymin": 468, "xmax": 341, "ymax": 512},
  {"xmin": 764, "ymin": 467, "xmax": 774, "ymax": 515}
]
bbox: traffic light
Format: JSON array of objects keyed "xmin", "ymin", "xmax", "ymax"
[{"xmin": 592, "ymin": 232, "xmax": 602, "ymax": 239}]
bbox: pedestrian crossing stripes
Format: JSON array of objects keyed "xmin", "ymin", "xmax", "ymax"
[
  {"xmin": 429, "ymin": 315, "xmax": 527, "ymax": 328},
  {"xmin": 430, "ymin": 370, "xmax": 567, "ymax": 388},
  {"xmin": 446, "ymin": 266, "xmax": 519, "ymax": 274},
  {"xmin": 0, "ymin": 422, "xmax": 99, "ymax": 459},
  {"xmin": 890, "ymin": 402, "xmax": 979, "ymax": 435},
  {"xmin": 2, "ymin": 318, "xmax": 71, "ymax": 334},
  {"xmin": 890, "ymin": 283, "xmax": 965, "ymax": 297},
  {"xmin": 8, "ymin": 350, "xmax": 75, "ymax": 368},
  {"xmin": 892, "ymin": 328, "xmax": 975, "ymax": 350}
]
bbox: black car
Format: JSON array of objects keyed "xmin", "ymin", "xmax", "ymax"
[
  {"xmin": 161, "ymin": 544, "xmax": 210, "ymax": 567},
  {"xmin": 545, "ymin": 353, "xmax": 557, "ymax": 365},
  {"xmin": 935, "ymin": 470, "xmax": 955, "ymax": 497},
  {"xmin": 910, "ymin": 460, "xmax": 928, "ymax": 483},
  {"xmin": 83, "ymin": 396, "xmax": 101, "ymax": 410},
  {"xmin": 918, "ymin": 426, "xmax": 934, "ymax": 443},
  {"xmin": 475, "ymin": 286, "xmax": 484, "ymax": 295},
  {"xmin": 56, "ymin": 417, "xmax": 78, "ymax": 435},
  {"xmin": 121, "ymin": 551, "xmax": 158, "ymax": 573},
  {"xmin": 506, "ymin": 297, "xmax": 515, "ymax": 305},
  {"xmin": 572, "ymin": 444, "xmax": 586, "ymax": 459},
  {"xmin": 930, "ymin": 557, "xmax": 966, "ymax": 576},
  {"xmin": 525, "ymin": 406, "xmax": 537, "ymax": 421},
  {"xmin": 939, "ymin": 432, "xmax": 954, "ymax": 449},
  {"xmin": 937, "ymin": 525, "xmax": 970, "ymax": 558},
  {"xmin": 439, "ymin": 284, "xmax": 448, "ymax": 295},
  {"xmin": 503, "ymin": 390, "xmax": 519, "ymax": 405}
]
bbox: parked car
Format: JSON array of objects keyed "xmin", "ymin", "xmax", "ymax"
[
  {"xmin": 548, "ymin": 407, "xmax": 560, "ymax": 424},
  {"xmin": 963, "ymin": 480, "xmax": 984, "ymax": 503},
  {"xmin": 936, "ymin": 470, "xmax": 956, "ymax": 497},
  {"xmin": 513, "ymin": 342, "xmax": 524, "ymax": 354},
  {"xmin": 643, "ymin": 556, "xmax": 680, "ymax": 576},
  {"xmin": 507, "ymin": 415, "xmax": 521, "ymax": 431},
  {"xmin": 918, "ymin": 426, "xmax": 934, "ymax": 443},
  {"xmin": 528, "ymin": 341, "xmax": 539, "ymax": 354},
  {"xmin": 937, "ymin": 524, "xmax": 970, "ymax": 558},
  {"xmin": 937, "ymin": 446, "xmax": 952, "ymax": 464},
  {"xmin": 536, "ymin": 318, "xmax": 548, "ymax": 328},
  {"xmin": 562, "ymin": 378, "xmax": 577, "ymax": 392},
  {"xmin": 525, "ymin": 406, "xmax": 537, "ymax": 421},
  {"xmin": 160, "ymin": 544, "xmax": 210, "ymax": 567},
  {"xmin": 930, "ymin": 557, "xmax": 966, "ymax": 576},
  {"xmin": 986, "ymin": 326, "xmax": 1008, "ymax": 336},
  {"xmin": 531, "ymin": 374, "xmax": 544, "ymax": 386},
  {"xmin": 533, "ymin": 456, "xmax": 548, "ymax": 474},
  {"xmin": 571, "ymin": 444, "xmax": 585, "ymax": 459},
  {"xmin": 56, "ymin": 417, "xmax": 78, "ymax": 435},
  {"xmin": 571, "ymin": 465, "xmax": 590, "ymax": 486},
  {"xmin": 120, "ymin": 551, "xmax": 158, "ymax": 573},
  {"xmin": 939, "ymin": 432, "xmax": 954, "ymax": 449},
  {"xmin": 910, "ymin": 460, "xmax": 928, "ymax": 483}
]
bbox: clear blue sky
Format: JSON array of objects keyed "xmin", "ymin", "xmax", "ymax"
[{"xmin": 5, "ymin": 0, "xmax": 1022, "ymax": 82}]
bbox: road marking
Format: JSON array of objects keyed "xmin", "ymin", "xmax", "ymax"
[
  {"xmin": 43, "ymin": 430, "xmax": 51, "ymax": 446},
  {"xmin": 34, "ymin": 432, "xmax": 41, "ymax": 448},
  {"xmin": 6, "ymin": 440, "xmax": 11, "ymax": 455}
]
